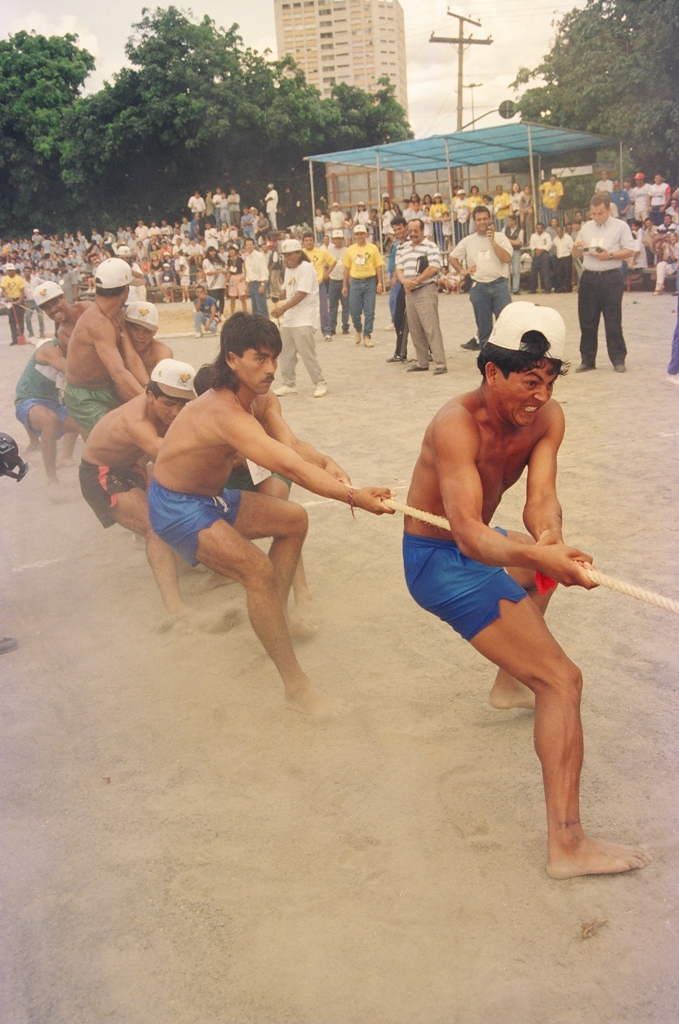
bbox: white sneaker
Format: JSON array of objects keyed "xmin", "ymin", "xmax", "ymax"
[
  {"xmin": 313, "ymin": 382, "xmax": 328, "ymax": 398},
  {"xmin": 666, "ymin": 374, "xmax": 679, "ymax": 387},
  {"xmin": 324, "ymin": 334, "xmax": 333, "ymax": 342},
  {"xmin": 273, "ymin": 384, "xmax": 298, "ymax": 396}
]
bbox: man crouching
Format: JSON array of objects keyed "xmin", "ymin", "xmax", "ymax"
[{"xmin": 149, "ymin": 312, "xmax": 394, "ymax": 716}]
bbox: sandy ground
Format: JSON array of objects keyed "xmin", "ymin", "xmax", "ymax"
[{"xmin": 1, "ymin": 289, "xmax": 678, "ymax": 1024}]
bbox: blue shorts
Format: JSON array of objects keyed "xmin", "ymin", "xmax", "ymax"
[
  {"xmin": 148, "ymin": 478, "xmax": 242, "ymax": 566},
  {"xmin": 15, "ymin": 399, "xmax": 69, "ymax": 437},
  {"xmin": 402, "ymin": 530, "xmax": 528, "ymax": 642}
]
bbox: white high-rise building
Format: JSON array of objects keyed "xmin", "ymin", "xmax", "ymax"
[{"xmin": 273, "ymin": 0, "xmax": 408, "ymax": 111}]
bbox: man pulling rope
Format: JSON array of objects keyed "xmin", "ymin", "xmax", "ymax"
[{"xmin": 399, "ymin": 301, "xmax": 651, "ymax": 879}]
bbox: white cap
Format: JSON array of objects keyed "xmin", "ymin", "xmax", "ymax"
[
  {"xmin": 488, "ymin": 302, "xmax": 566, "ymax": 360},
  {"xmin": 117, "ymin": 244, "xmax": 132, "ymax": 257},
  {"xmin": 353, "ymin": 224, "xmax": 368, "ymax": 234},
  {"xmin": 95, "ymin": 258, "xmax": 133, "ymax": 289},
  {"xmin": 125, "ymin": 301, "xmax": 159, "ymax": 332},
  {"xmin": 33, "ymin": 281, "xmax": 64, "ymax": 306},
  {"xmin": 434, "ymin": 192, "xmax": 442, "ymax": 197},
  {"xmin": 457, "ymin": 189, "xmax": 466, "ymax": 194},
  {"xmin": 382, "ymin": 191, "xmax": 390, "ymax": 198},
  {"xmin": 151, "ymin": 358, "xmax": 197, "ymax": 399},
  {"xmin": 332, "ymin": 201, "xmax": 339, "ymax": 206},
  {"xmin": 4, "ymin": 263, "xmax": 16, "ymax": 271},
  {"xmin": 280, "ymin": 239, "xmax": 302, "ymax": 253},
  {"xmin": 331, "ymin": 229, "xmax": 345, "ymax": 239}
]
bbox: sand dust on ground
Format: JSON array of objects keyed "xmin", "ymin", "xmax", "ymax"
[{"xmin": 1, "ymin": 291, "xmax": 678, "ymax": 1024}]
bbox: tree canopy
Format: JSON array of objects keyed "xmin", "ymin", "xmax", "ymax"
[
  {"xmin": 0, "ymin": 7, "xmax": 412, "ymax": 233},
  {"xmin": 0, "ymin": 30, "xmax": 95, "ymax": 230},
  {"xmin": 513, "ymin": 0, "xmax": 679, "ymax": 179}
]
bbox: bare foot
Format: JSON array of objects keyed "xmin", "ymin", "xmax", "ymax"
[
  {"xmin": 547, "ymin": 837, "xmax": 653, "ymax": 879},
  {"xmin": 288, "ymin": 614, "xmax": 319, "ymax": 638},
  {"xmin": 46, "ymin": 481, "xmax": 70, "ymax": 504},
  {"xmin": 285, "ymin": 683, "xmax": 349, "ymax": 718},
  {"xmin": 156, "ymin": 605, "xmax": 242, "ymax": 634},
  {"xmin": 56, "ymin": 456, "xmax": 75, "ymax": 469},
  {"xmin": 192, "ymin": 571, "xmax": 238, "ymax": 594},
  {"xmin": 489, "ymin": 669, "xmax": 535, "ymax": 710}
]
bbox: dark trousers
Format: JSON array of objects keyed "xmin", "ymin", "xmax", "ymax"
[
  {"xmin": 8, "ymin": 302, "xmax": 25, "ymax": 343},
  {"xmin": 578, "ymin": 269, "xmax": 627, "ymax": 367},
  {"xmin": 530, "ymin": 252, "xmax": 552, "ymax": 292},
  {"xmin": 392, "ymin": 282, "xmax": 408, "ymax": 358},
  {"xmin": 555, "ymin": 256, "xmax": 572, "ymax": 292},
  {"xmin": 327, "ymin": 279, "xmax": 349, "ymax": 332}
]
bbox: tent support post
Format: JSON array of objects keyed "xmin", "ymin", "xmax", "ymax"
[
  {"xmin": 308, "ymin": 161, "xmax": 316, "ymax": 233},
  {"xmin": 444, "ymin": 137, "xmax": 453, "ymax": 207},
  {"xmin": 527, "ymin": 125, "xmax": 537, "ymax": 234},
  {"xmin": 375, "ymin": 151, "xmax": 383, "ymax": 251},
  {"xmin": 619, "ymin": 140, "xmax": 624, "ymax": 186}
]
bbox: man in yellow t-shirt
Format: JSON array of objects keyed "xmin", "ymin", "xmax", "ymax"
[
  {"xmin": 539, "ymin": 174, "xmax": 564, "ymax": 226},
  {"xmin": 429, "ymin": 192, "xmax": 449, "ymax": 248},
  {"xmin": 341, "ymin": 224, "xmax": 384, "ymax": 347},
  {"xmin": 1, "ymin": 264, "xmax": 27, "ymax": 345},
  {"xmin": 493, "ymin": 184, "xmax": 511, "ymax": 224},
  {"xmin": 302, "ymin": 232, "xmax": 337, "ymax": 340}
]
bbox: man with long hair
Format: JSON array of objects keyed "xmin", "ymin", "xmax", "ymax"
[{"xmin": 148, "ymin": 313, "xmax": 394, "ymax": 716}]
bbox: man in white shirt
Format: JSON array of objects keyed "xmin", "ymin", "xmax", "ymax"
[
  {"xmin": 528, "ymin": 223, "xmax": 553, "ymax": 293},
  {"xmin": 135, "ymin": 220, "xmax": 149, "ymax": 243},
  {"xmin": 450, "ymin": 205, "xmax": 513, "ymax": 351},
  {"xmin": 226, "ymin": 189, "xmax": 241, "ymax": 227},
  {"xmin": 648, "ymin": 174, "xmax": 671, "ymax": 225},
  {"xmin": 327, "ymin": 230, "xmax": 349, "ymax": 336},
  {"xmin": 188, "ymin": 191, "xmax": 206, "ymax": 221},
  {"xmin": 629, "ymin": 173, "xmax": 651, "ymax": 222},
  {"xmin": 202, "ymin": 247, "xmax": 226, "ymax": 313},
  {"xmin": 594, "ymin": 170, "xmax": 614, "ymax": 193},
  {"xmin": 572, "ymin": 192, "xmax": 634, "ymax": 372},
  {"xmin": 553, "ymin": 225, "xmax": 574, "ymax": 292},
  {"xmin": 329, "ymin": 202, "xmax": 344, "ymax": 231},
  {"xmin": 265, "ymin": 184, "xmax": 279, "ymax": 231},
  {"xmin": 453, "ymin": 189, "xmax": 470, "ymax": 243},
  {"xmin": 270, "ymin": 240, "xmax": 327, "ymax": 398},
  {"xmin": 243, "ymin": 237, "xmax": 270, "ymax": 315}
]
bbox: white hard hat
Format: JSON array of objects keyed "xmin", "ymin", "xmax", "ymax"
[
  {"xmin": 151, "ymin": 358, "xmax": 197, "ymax": 399},
  {"xmin": 33, "ymin": 281, "xmax": 64, "ymax": 306},
  {"xmin": 125, "ymin": 301, "xmax": 159, "ymax": 332},
  {"xmin": 488, "ymin": 302, "xmax": 566, "ymax": 360},
  {"xmin": 95, "ymin": 258, "xmax": 133, "ymax": 289}
]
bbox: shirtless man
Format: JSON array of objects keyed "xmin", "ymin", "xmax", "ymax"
[
  {"xmin": 33, "ymin": 279, "xmax": 91, "ymax": 354},
  {"xmin": 403, "ymin": 302, "xmax": 651, "ymax": 879},
  {"xmin": 79, "ymin": 359, "xmax": 232, "ymax": 629},
  {"xmin": 64, "ymin": 258, "xmax": 146, "ymax": 436},
  {"xmin": 149, "ymin": 312, "xmax": 394, "ymax": 716},
  {"xmin": 121, "ymin": 301, "xmax": 173, "ymax": 378}
]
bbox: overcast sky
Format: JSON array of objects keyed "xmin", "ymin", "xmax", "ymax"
[{"xmin": 2, "ymin": 0, "xmax": 587, "ymax": 138}]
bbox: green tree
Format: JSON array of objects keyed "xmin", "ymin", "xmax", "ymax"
[
  {"xmin": 513, "ymin": 0, "xmax": 679, "ymax": 179},
  {"xmin": 0, "ymin": 31, "xmax": 94, "ymax": 232},
  {"xmin": 61, "ymin": 7, "xmax": 411, "ymax": 228}
]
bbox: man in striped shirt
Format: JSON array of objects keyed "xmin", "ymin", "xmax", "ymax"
[{"xmin": 395, "ymin": 219, "xmax": 448, "ymax": 375}]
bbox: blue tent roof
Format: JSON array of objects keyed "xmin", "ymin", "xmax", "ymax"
[{"xmin": 305, "ymin": 122, "xmax": 616, "ymax": 171}]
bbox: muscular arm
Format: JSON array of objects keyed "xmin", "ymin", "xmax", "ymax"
[
  {"xmin": 259, "ymin": 395, "xmax": 351, "ymax": 483},
  {"xmin": 93, "ymin": 325, "xmax": 145, "ymax": 401},
  {"xmin": 36, "ymin": 344, "xmax": 66, "ymax": 374},
  {"xmin": 433, "ymin": 408, "xmax": 593, "ymax": 587},
  {"xmin": 123, "ymin": 414, "xmax": 165, "ymax": 460},
  {"xmin": 523, "ymin": 403, "xmax": 565, "ymax": 543}
]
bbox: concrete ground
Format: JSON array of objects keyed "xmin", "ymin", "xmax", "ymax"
[{"xmin": 1, "ymin": 288, "xmax": 678, "ymax": 1024}]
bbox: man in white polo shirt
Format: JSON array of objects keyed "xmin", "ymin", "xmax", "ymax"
[
  {"xmin": 450, "ymin": 204, "xmax": 513, "ymax": 352},
  {"xmin": 395, "ymin": 217, "xmax": 447, "ymax": 375},
  {"xmin": 270, "ymin": 240, "xmax": 327, "ymax": 398},
  {"xmin": 572, "ymin": 192, "xmax": 634, "ymax": 373}
]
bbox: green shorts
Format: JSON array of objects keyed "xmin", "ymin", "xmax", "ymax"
[
  {"xmin": 64, "ymin": 382, "xmax": 123, "ymax": 434},
  {"xmin": 226, "ymin": 465, "xmax": 292, "ymax": 493}
]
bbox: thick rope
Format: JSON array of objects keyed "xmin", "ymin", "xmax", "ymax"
[{"xmin": 385, "ymin": 499, "xmax": 679, "ymax": 616}]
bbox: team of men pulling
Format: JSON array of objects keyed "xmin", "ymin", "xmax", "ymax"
[{"xmin": 14, "ymin": 257, "xmax": 651, "ymax": 879}]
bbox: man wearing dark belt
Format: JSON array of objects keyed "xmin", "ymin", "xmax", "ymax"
[{"xmin": 572, "ymin": 192, "xmax": 634, "ymax": 374}]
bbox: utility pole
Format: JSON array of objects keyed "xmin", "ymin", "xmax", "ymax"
[{"xmin": 430, "ymin": 11, "xmax": 492, "ymax": 132}]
